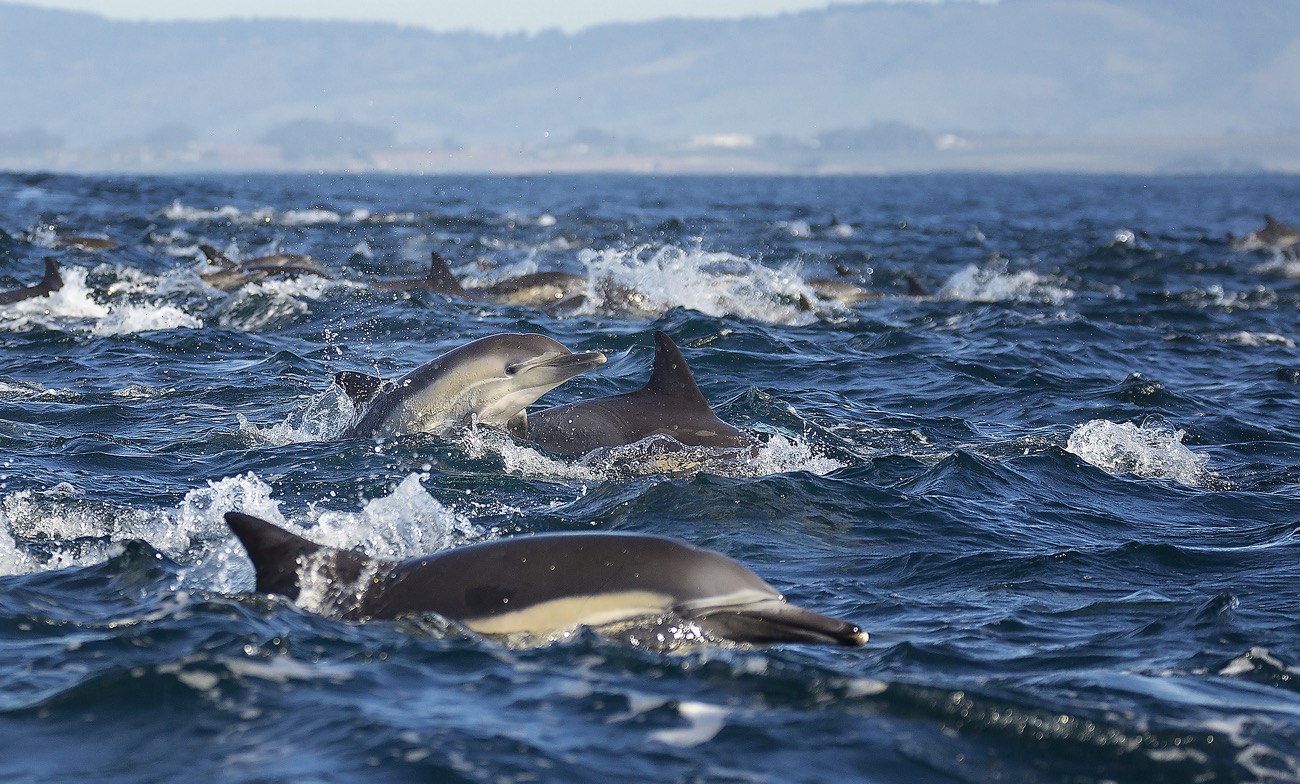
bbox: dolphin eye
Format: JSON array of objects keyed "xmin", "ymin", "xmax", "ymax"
[{"xmin": 505, "ymin": 363, "xmax": 519, "ymax": 376}]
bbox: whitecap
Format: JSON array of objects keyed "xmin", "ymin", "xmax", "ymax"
[
  {"xmin": 238, "ymin": 386, "xmax": 355, "ymax": 445},
  {"xmin": 90, "ymin": 304, "xmax": 202, "ymax": 336},
  {"xmin": 278, "ymin": 208, "xmax": 342, "ymax": 226},
  {"xmin": 939, "ymin": 263, "xmax": 1072, "ymax": 304},
  {"xmin": 1219, "ymin": 331, "xmax": 1295, "ymax": 347},
  {"xmin": 463, "ymin": 427, "xmax": 843, "ymax": 481},
  {"xmin": 311, "ymin": 473, "xmax": 478, "ymax": 559},
  {"xmin": 1065, "ymin": 419, "xmax": 1214, "ymax": 487},
  {"xmin": 0, "ymin": 470, "xmax": 480, "ymax": 597},
  {"xmin": 162, "ymin": 200, "xmax": 249, "ymax": 222},
  {"xmin": 648, "ymin": 701, "xmax": 730, "ymax": 747},
  {"xmin": 577, "ymin": 244, "xmax": 832, "ymax": 324}
]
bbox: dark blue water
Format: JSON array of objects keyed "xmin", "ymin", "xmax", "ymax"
[{"xmin": 1, "ymin": 172, "xmax": 1299, "ymax": 783}]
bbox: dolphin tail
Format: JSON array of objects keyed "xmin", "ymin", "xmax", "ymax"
[
  {"xmin": 692, "ymin": 601, "xmax": 868, "ymax": 646},
  {"xmin": 225, "ymin": 512, "xmax": 327, "ymax": 601},
  {"xmin": 40, "ymin": 257, "xmax": 63, "ymax": 293}
]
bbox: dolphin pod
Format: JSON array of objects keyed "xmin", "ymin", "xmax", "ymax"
[
  {"xmin": 0, "ymin": 257, "xmax": 64, "ymax": 306},
  {"xmin": 225, "ymin": 511, "xmax": 867, "ymax": 647}
]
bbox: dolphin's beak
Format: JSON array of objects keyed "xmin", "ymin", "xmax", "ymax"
[{"xmin": 511, "ymin": 350, "xmax": 607, "ymax": 378}]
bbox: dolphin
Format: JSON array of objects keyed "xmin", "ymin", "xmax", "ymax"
[
  {"xmin": 20, "ymin": 229, "xmax": 118, "ymax": 251},
  {"xmin": 0, "ymin": 257, "xmax": 64, "ymax": 305},
  {"xmin": 337, "ymin": 333, "xmax": 607, "ymax": 439},
  {"xmin": 198, "ymin": 244, "xmax": 332, "ymax": 290},
  {"xmin": 224, "ymin": 511, "xmax": 868, "ymax": 647},
  {"xmin": 1231, "ymin": 215, "xmax": 1300, "ymax": 253},
  {"xmin": 521, "ymin": 331, "xmax": 755, "ymax": 457},
  {"xmin": 373, "ymin": 252, "xmax": 587, "ymax": 310}
]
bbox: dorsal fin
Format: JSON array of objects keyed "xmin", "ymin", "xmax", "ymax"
[
  {"xmin": 426, "ymin": 251, "xmax": 470, "ymax": 297},
  {"xmin": 224, "ymin": 512, "xmax": 325, "ymax": 600},
  {"xmin": 905, "ymin": 275, "xmax": 929, "ymax": 297},
  {"xmin": 641, "ymin": 331, "xmax": 712, "ymax": 409},
  {"xmin": 40, "ymin": 257, "xmax": 63, "ymax": 293},
  {"xmin": 334, "ymin": 371, "xmax": 385, "ymax": 406},
  {"xmin": 1264, "ymin": 215, "xmax": 1279, "ymax": 228},
  {"xmin": 199, "ymin": 244, "xmax": 238, "ymax": 270}
]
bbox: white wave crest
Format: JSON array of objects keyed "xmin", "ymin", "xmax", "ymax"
[
  {"xmin": 0, "ymin": 266, "xmax": 203, "ymax": 335},
  {"xmin": 311, "ymin": 473, "xmax": 478, "ymax": 559},
  {"xmin": 279, "ymin": 208, "xmax": 342, "ymax": 226},
  {"xmin": 238, "ymin": 387, "xmax": 356, "ymax": 445},
  {"xmin": 91, "ymin": 304, "xmax": 202, "ymax": 336},
  {"xmin": 0, "ymin": 471, "xmax": 479, "ymax": 597},
  {"xmin": 577, "ymin": 244, "xmax": 835, "ymax": 324},
  {"xmin": 1066, "ymin": 419, "xmax": 1213, "ymax": 487},
  {"xmin": 939, "ymin": 263, "xmax": 1072, "ymax": 304},
  {"xmin": 1219, "ymin": 331, "xmax": 1295, "ymax": 348}
]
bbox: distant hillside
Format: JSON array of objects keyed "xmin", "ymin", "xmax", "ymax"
[{"xmin": 1, "ymin": 0, "xmax": 1299, "ymax": 173}]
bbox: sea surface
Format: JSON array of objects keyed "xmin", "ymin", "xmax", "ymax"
[{"xmin": 0, "ymin": 171, "xmax": 1298, "ymax": 783}]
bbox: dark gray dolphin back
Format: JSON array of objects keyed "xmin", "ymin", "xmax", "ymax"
[
  {"xmin": 526, "ymin": 331, "xmax": 753, "ymax": 455},
  {"xmin": 358, "ymin": 531, "xmax": 777, "ymax": 620}
]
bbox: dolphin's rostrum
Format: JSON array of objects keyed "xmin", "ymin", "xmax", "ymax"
[{"xmin": 224, "ymin": 511, "xmax": 868, "ymax": 647}]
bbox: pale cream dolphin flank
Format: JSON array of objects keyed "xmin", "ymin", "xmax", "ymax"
[
  {"xmin": 225, "ymin": 511, "xmax": 869, "ymax": 647},
  {"xmin": 336, "ymin": 333, "xmax": 606, "ymax": 439}
]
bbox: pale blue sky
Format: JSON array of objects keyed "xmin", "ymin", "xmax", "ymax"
[{"xmin": 12, "ymin": 0, "xmax": 850, "ymax": 34}]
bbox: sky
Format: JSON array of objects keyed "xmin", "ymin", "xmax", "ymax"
[{"xmin": 11, "ymin": 0, "xmax": 843, "ymax": 34}]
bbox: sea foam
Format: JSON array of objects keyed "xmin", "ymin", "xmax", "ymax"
[{"xmin": 1066, "ymin": 419, "xmax": 1214, "ymax": 487}]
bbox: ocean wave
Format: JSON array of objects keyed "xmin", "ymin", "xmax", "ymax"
[
  {"xmin": 576, "ymin": 244, "xmax": 840, "ymax": 324},
  {"xmin": 1066, "ymin": 419, "xmax": 1215, "ymax": 487},
  {"xmin": 938, "ymin": 262, "xmax": 1073, "ymax": 304}
]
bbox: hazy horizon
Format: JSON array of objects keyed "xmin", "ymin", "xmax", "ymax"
[
  {"xmin": 2, "ymin": 0, "xmax": 1297, "ymax": 175},
  {"xmin": 2, "ymin": 0, "xmax": 847, "ymax": 35}
]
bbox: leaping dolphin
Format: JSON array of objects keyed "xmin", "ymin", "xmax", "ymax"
[
  {"xmin": 224, "ymin": 511, "xmax": 868, "ymax": 647},
  {"xmin": 0, "ymin": 257, "xmax": 64, "ymax": 306},
  {"xmin": 520, "ymin": 331, "xmax": 755, "ymax": 456},
  {"xmin": 337, "ymin": 333, "xmax": 606, "ymax": 439}
]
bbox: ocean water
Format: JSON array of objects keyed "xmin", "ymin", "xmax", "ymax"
[{"xmin": 0, "ymin": 171, "xmax": 1298, "ymax": 783}]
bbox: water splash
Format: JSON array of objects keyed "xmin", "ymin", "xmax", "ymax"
[
  {"xmin": 939, "ymin": 263, "xmax": 1073, "ymax": 304},
  {"xmin": 0, "ymin": 470, "xmax": 478, "ymax": 595},
  {"xmin": 576, "ymin": 244, "xmax": 835, "ymax": 324},
  {"xmin": 1066, "ymin": 419, "xmax": 1214, "ymax": 487}
]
